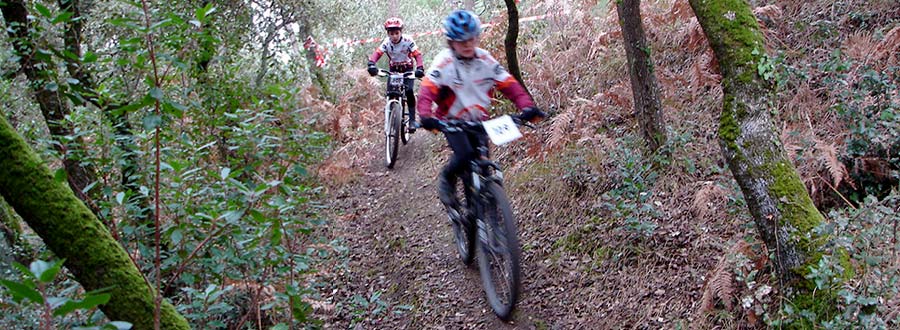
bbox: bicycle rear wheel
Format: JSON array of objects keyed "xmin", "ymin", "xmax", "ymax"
[
  {"xmin": 476, "ymin": 181, "xmax": 521, "ymax": 321},
  {"xmin": 384, "ymin": 101, "xmax": 401, "ymax": 168}
]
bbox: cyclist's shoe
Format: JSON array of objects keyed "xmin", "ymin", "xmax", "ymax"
[{"xmin": 407, "ymin": 120, "xmax": 417, "ymax": 133}]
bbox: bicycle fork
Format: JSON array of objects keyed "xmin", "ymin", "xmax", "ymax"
[{"xmin": 384, "ymin": 98, "xmax": 399, "ymax": 134}]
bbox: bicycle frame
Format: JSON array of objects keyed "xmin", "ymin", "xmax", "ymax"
[{"xmin": 440, "ymin": 122, "xmax": 506, "ymax": 225}]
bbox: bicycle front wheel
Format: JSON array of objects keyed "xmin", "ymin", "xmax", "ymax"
[
  {"xmin": 384, "ymin": 101, "xmax": 401, "ymax": 168},
  {"xmin": 400, "ymin": 104, "xmax": 410, "ymax": 145},
  {"xmin": 476, "ymin": 181, "xmax": 521, "ymax": 321},
  {"xmin": 452, "ymin": 178, "xmax": 476, "ymax": 265}
]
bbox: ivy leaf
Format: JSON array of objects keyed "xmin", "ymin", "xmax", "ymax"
[
  {"xmin": 170, "ymin": 228, "xmax": 183, "ymax": 245},
  {"xmin": 32, "ymin": 259, "xmax": 64, "ymax": 283},
  {"xmin": 196, "ymin": 4, "xmax": 217, "ymax": 23},
  {"xmin": 149, "ymin": 87, "xmax": 164, "ymax": 101},
  {"xmin": 52, "ymin": 11, "xmax": 75, "ymax": 24},
  {"xmin": 96, "ymin": 321, "xmax": 133, "ymax": 330},
  {"xmin": 162, "ymin": 100, "xmax": 187, "ymax": 117},
  {"xmin": 34, "ymin": 3, "xmax": 53, "ymax": 18},
  {"xmin": 142, "ymin": 114, "xmax": 163, "ymax": 131},
  {"xmin": 82, "ymin": 51, "xmax": 98, "ymax": 63},
  {"xmin": 111, "ymin": 96, "xmax": 154, "ymax": 117},
  {"xmin": 0, "ymin": 280, "xmax": 43, "ymax": 304},
  {"xmin": 115, "ymin": 192, "xmax": 126, "ymax": 205}
]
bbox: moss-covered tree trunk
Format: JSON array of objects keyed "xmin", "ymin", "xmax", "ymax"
[
  {"xmin": 689, "ymin": 0, "xmax": 825, "ymax": 284},
  {"xmin": 1, "ymin": 0, "xmax": 100, "ymax": 215},
  {"xmin": 616, "ymin": 0, "xmax": 667, "ymax": 151},
  {"xmin": 503, "ymin": 0, "xmax": 529, "ymax": 96},
  {"xmin": 0, "ymin": 115, "xmax": 189, "ymax": 329}
]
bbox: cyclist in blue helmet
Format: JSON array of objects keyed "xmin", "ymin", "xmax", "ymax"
[{"xmin": 417, "ymin": 10, "xmax": 546, "ymax": 212}]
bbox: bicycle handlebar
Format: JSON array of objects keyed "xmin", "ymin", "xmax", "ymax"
[
  {"xmin": 436, "ymin": 115, "xmax": 532, "ymax": 133},
  {"xmin": 376, "ymin": 68, "xmax": 417, "ymax": 80}
]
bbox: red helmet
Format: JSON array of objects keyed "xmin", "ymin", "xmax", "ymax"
[{"xmin": 384, "ymin": 17, "xmax": 403, "ymax": 30}]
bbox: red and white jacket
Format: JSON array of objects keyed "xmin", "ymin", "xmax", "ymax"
[
  {"xmin": 417, "ymin": 48, "xmax": 534, "ymax": 121},
  {"xmin": 369, "ymin": 36, "xmax": 423, "ymax": 72}
]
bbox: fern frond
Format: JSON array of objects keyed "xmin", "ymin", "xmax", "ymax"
[
  {"xmin": 814, "ymin": 140, "xmax": 847, "ymax": 188},
  {"xmin": 700, "ymin": 241, "xmax": 749, "ymax": 312},
  {"xmin": 549, "ymin": 107, "xmax": 577, "ymax": 148},
  {"xmin": 873, "ymin": 26, "xmax": 900, "ymax": 65},
  {"xmin": 692, "ymin": 182, "xmax": 728, "ymax": 219}
]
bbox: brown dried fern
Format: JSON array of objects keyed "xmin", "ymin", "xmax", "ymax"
[
  {"xmin": 691, "ymin": 181, "xmax": 728, "ymax": 219},
  {"xmin": 873, "ymin": 26, "xmax": 900, "ymax": 66},
  {"xmin": 814, "ymin": 140, "xmax": 850, "ymax": 189},
  {"xmin": 699, "ymin": 241, "xmax": 748, "ymax": 312},
  {"xmin": 843, "ymin": 31, "xmax": 878, "ymax": 63},
  {"xmin": 549, "ymin": 106, "xmax": 577, "ymax": 148}
]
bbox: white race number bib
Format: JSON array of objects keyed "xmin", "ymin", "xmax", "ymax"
[{"xmin": 482, "ymin": 115, "xmax": 522, "ymax": 145}]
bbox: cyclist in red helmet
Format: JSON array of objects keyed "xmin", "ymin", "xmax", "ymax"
[{"xmin": 367, "ymin": 17, "xmax": 425, "ymax": 132}]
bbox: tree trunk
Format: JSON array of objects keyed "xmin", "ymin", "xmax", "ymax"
[
  {"xmin": 689, "ymin": 0, "xmax": 826, "ymax": 285},
  {"xmin": 1, "ymin": 0, "xmax": 99, "ymax": 214},
  {"xmin": 0, "ymin": 114, "xmax": 190, "ymax": 329},
  {"xmin": 616, "ymin": 0, "xmax": 666, "ymax": 151},
  {"xmin": 503, "ymin": 0, "xmax": 529, "ymax": 96}
]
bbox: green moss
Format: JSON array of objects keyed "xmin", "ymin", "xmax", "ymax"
[
  {"xmin": 769, "ymin": 160, "xmax": 825, "ymax": 252},
  {"xmin": 718, "ymin": 95, "xmax": 741, "ymax": 152},
  {"xmin": 690, "ymin": 0, "xmax": 767, "ymax": 79}
]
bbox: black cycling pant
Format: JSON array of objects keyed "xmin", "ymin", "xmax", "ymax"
[
  {"xmin": 441, "ymin": 130, "xmax": 489, "ymax": 186},
  {"xmin": 404, "ymin": 79, "xmax": 416, "ymax": 124}
]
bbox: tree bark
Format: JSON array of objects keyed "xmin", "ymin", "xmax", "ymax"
[
  {"xmin": 0, "ymin": 115, "xmax": 189, "ymax": 329},
  {"xmin": 1, "ymin": 0, "xmax": 99, "ymax": 213},
  {"xmin": 689, "ymin": 0, "xmax": 826, "ymax": 284},
  {"xmin": 503, "ymin": 0, "xmax": 529, "ymax": 96},
  {"xmin": 616, "ymin": 0, "xmax": 666, "ymax": 151}
]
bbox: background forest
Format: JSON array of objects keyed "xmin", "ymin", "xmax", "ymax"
[{"xmin": 0, "ymin": 0, "xmax": 898, "ymax": 329}]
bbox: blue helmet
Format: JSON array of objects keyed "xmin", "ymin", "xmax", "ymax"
[{"xmin": 443, "ymin": 10, "xmax": 482, "ymax": 41}]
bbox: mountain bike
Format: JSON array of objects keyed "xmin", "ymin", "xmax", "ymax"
[
  {"xmin": 376, "ymin": 69, "xmax": 416, "ymax": 168},
  {"xmin": 436, "ymin": 114, "xmax": 530, "ymax": 321}
]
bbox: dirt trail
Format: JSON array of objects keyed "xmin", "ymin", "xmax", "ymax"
[{"xmin": 319, "ymin": 131, "xmax": 550, "ymax": 329}]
